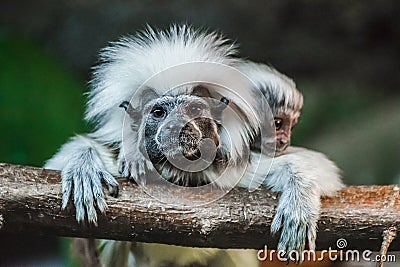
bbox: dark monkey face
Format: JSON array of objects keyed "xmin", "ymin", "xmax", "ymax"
[
  {"xmin": 120, "ymin": 86, "xmax": 229, "ymax": 167},
  {"xmin": 273, "ymin": 113, "xmax": 299, "ymax": 153},
  {"xmin": 144, "ymin": 95, "xmax": 223, "ymax": 162}
]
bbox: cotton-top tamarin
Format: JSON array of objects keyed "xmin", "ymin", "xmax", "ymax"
[
  {"xmin": 236, "ymin": 60, "xmax": 303, "ymax": 155},
  {"xmin": 45, "ymin": 25, "xmax": 343, "ymax": 266}
]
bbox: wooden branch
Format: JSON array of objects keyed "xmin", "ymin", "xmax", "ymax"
[{"xmin": 0, "ymin": 163, "xmax": 399, "ymax": 251}]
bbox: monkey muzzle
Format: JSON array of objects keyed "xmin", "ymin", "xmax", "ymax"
[
  {"xmin": 276, "ymin": 135, "xmax": 290, "ymax": 153},
  {"xmin": 157, "ymin": 118, "xmax": 220, "ymax": 160}
]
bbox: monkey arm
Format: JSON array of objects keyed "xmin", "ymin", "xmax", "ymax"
[
  {"xmin": 269, "ymin": 147, "xmax": 343, "ymax": 255},
  {"xmin": 240, "ymin": 147, "xmax": 343, "ymax": 258},
  {"xmin": 45, "ymin": 134, "xmax": 119, "ymax": 224},
  {"xmin": 272, "ymin": 146, "xmax": 344, "ymax": 196},
  {"xmin": 267, "ymin": 162, "xmax": 321, "ymax": 254}
]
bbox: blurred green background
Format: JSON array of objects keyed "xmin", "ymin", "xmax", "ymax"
[{"xmin": 0, "ymin": 0, "xmax": 399, "ymax": 266}]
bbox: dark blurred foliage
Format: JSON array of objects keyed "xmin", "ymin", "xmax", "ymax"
[
  {"xmin": 0, "ymin": 35, "xmax": 86, "ymax": 167},
  {"xmin": 0, "ymin": 1, "xmax": 399, "ymax": 266}
]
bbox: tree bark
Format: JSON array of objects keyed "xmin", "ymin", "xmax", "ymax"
[{"xmin": 0, "ymin": 163, "xmax": 399, "ymax": 251}]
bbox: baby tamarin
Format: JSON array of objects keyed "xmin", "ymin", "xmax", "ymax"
[
  {"xmin": 45, "ymin": 25, "xmax": 343, "ymax": 266},
  {"xmin": 236, "ymin": 60, "xmax": 303, "ymax": 155}
]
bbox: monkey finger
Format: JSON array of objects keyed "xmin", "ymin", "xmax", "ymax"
[
  {"xmin": 107, "ymin": 183, "xmax": 119, "ymax": 198},
  {"xmin": 84, "ymin": 198, "xmax": 98, "ymax": 226},
  {"xmin": 138, "ymin": 161, "xmax": 146, "ymax": 177},
  {"xmin": 307, "ymin": 224, "xmax": 317, "ymax": 251},
  {"xmin": 295, "ymin": 225, "xmax": 307, "ymax": 256},
  {"xmin": 132, "ymin": 175, "xmax": 146, "ymax": 186},
  {"xmin": 293, "ymin": 226, "xmax": 308, "ymax": 261},
  {"xmin": 277, "ymin": 219, "xmax": 308, "ymax": 261},
  {"xmin": 118, "ymin": 160, "xmax": 125, "ymax": 175},
  {"xmin": 145, "ymin": 159, "xmax": 154, "ymax": 171},
  {"xmin": 130, "ymin": 163, "xmax": 146, "ymax": 186},
  {"xmin": 91, "ymin": 174, "xmax": 107, "ymax": 212},
  {"xmin": 81, "ymin": 171, "xmax": 98, "ymax": 225},
  {"xmin": 72, "ymin": 172, "xmax": 86, "ymax": 223},
  {"xmin": 61, "ymin": 168, "xmax": 73, "ymax": 210},
  {"xmin": 119, "ymin": 161, "xmax": 131, "ymax": 178},
  {"xmin": 96, "ymin": 196, "xmax": 108, "ymax": 213},
  {"xmin": 270, "ymin": 210, "xmax": 284, "ymax": 234},
  {"xmin": 100, "ymin": 170, "xmax": 119, "ymax": 192},
  {"xmin": 138, "ymin": 160, "xmax": 152, "ymax": 184}
]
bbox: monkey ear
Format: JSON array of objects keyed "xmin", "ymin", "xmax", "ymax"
[
  {"xmin": 212, "ymin": 97, "xmax": 230, "ymax": 124},
  {"xmin": 192, "ymin": 85, "xmax": 212, "ymax": 98},
  {"xmin": 119, "ymin": 101, "xmax": 141, "ymax": 130},
  {"xmin": 139, "ymin": 87, "xmax": 159, "ymax": 107},
  {"xmin": 219, "ymin": 97, "xmax": 229, "ymax": 107},
  {"xmin": 214, "ymin": 97, "xmax": 229, "ymax": 112},
  {"xmin": 119, "ymin": 101, "xmax": 131, "ymax": 111}
]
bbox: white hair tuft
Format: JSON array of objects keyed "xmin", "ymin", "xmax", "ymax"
[{"xmin": 86, "ymin": 24, "xmax": 239, "ymax": 144}]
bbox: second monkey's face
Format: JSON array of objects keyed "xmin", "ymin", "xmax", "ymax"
[
  {"xmin": 143, "ymin": 95, "xmax": 222, "ymax": 163},
  {"xmin": 274, "ymin": 113, "xmax": 299, "ymax": 153}
]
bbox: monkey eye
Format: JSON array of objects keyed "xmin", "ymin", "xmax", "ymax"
[
  {"xmin": 150, "ymin": 107, "xmax": 166, "ymax": 119},
  {"xmin": 188, "ymin": 105, "xmax": 202, "ymax": 117},
  {"xmin": 274, "ymin": 118, "xmax": 283, "ymax": 130}
]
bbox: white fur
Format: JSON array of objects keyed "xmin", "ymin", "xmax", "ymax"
[
  {"xmin": 87, "ymin": 25, "xmax": 239, "ymax": 145},
  {"xmin": 239, "ymin": 147, "xmax": 344, "ymax": 253},
  {"xmin": 87, "ymin": 25, "xmax": 260, "ymax": 177},
  {"xmin": 45, "ymin": 135, "xmax": 118, "ymax": 176},
  {"xmin": 236, "ymin": 61, "xmax": 303, "ymax": 117},
  {"xmin": 45, "ymin": 135, "xmax": 119, "ymax": 224},
  {"xmin": 240, "ymin": 146, "xmax": 344, "ymax": 195}
]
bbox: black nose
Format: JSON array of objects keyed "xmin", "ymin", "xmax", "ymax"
[
  {"xmin": 279, "ymin": 139, "xmax": 288, "ymax": 145},
  {"xmin": 277, "ymin": 138, "xmax": 290, "ymax": 152}
]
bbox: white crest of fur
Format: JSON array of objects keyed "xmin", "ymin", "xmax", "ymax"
[
  {"xmin": 86, "ymin": 25, "xmax": 239, "ymax": 144},
  {"xmin": 236, "ymin": 61, "xmax": 303, "ymax": 118}
]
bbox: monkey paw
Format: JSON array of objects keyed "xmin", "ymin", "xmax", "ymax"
[
  {"xmin": 271, "ymin": 196, "xmax": 318, "ymax": 262},
  {"xmin": 61, "ymin": 154, "xmax": 119, "ymax": 225},
  {"xmin": 118, "ymin": 153, "xmax": 154, "ymax": 185}
]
